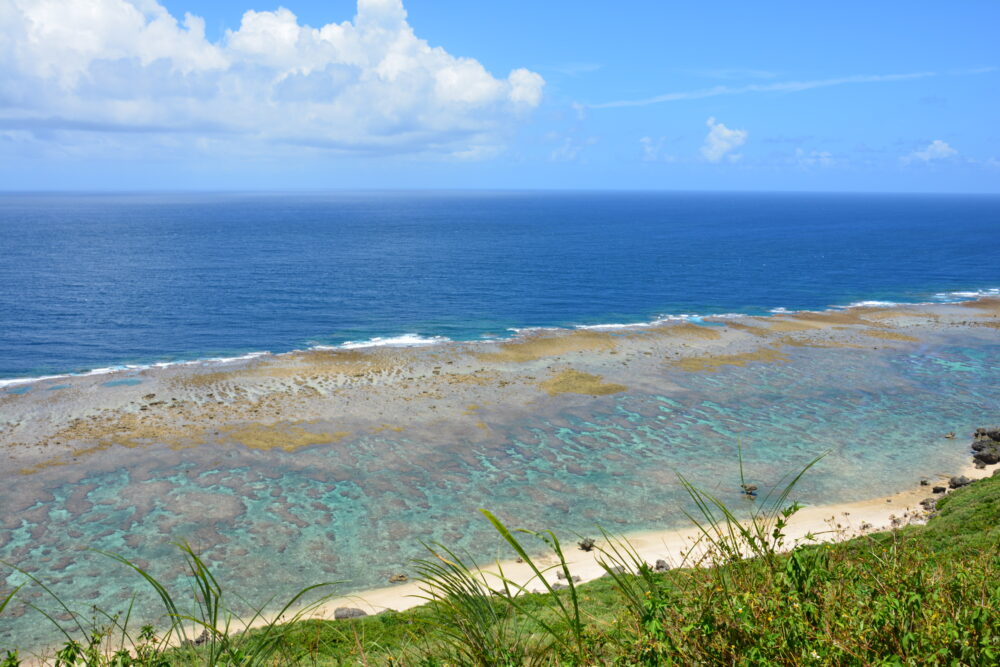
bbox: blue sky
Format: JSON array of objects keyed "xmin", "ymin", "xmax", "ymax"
[{"xmin": 2, "ymin": 0, "xmax": 998, "ymax": 192}]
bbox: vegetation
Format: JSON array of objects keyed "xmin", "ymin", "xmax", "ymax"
[{"xmin": 2, "ymin": 468, "xmax": 998, "ymax": 665}]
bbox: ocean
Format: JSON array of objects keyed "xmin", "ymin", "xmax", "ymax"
[
  {"xmin": 2, "ymin": 191, "xmax": 1000, "ymax": 650},
  {"xmin": 1, "ymin": 191, "xmax": 998, "ymax": 383}
]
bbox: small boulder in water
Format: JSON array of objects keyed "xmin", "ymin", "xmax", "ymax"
[
  {"xmin": 578, "ymin": 537, "xmax": 596, "ymax": 552},
  {"xmin": 388, "ymin": 573, "xmax": 408, "ymax": 583}
]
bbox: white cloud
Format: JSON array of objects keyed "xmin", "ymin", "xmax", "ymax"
[
  {"xmin": 701, "ymin": 117, "xmax": 747, "ymax": 163},
  {"xmin": 639, "ymin": 136, "xmax": 674, "ymax": 162},
  {"xmin": 902, "ymin": 140, "xmax": 958, "ymax": 164},
  {"xmin": 548, "ymin": 135, "xmax": 597, "ymax": 162},
  {"xmin": 590, "ymin": 68, "xmax": 995, "ymax": 109},
  {"xmin": 794, "ymin": 148, "xmax": 836, "ymax": 167},
  {"xmin": 0, "ymin": 0, "xmax": 544, "ymax": 157}
]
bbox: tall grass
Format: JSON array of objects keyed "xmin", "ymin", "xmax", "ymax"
[
  {"xmin": 412, "ymin": 543, "xmax": 526, "ymax": 666},
  {"xmin": 1, "ymin": 543, "xmax": 335, "ymax": 666}
]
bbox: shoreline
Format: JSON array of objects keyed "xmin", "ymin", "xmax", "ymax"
[
  {"xmin": 2, "ymin": 289, "xmax": 998, "ymax": 391},
  {"xmin": 239, "ymin": 460, "xmax": 1000, "ymax": 633}
]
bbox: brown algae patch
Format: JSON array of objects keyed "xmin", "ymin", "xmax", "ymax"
[
  {"xmin": 723, "ymin": 322, "xmax": 773, "ymax": 337},
  {"xmin": 51, "ymin": 411, "xmax": 209, "ymax": 450},
  {"xmin": 757, "ymin": 318, "xmax": 821, "ymax": 332},
  {"xmin": 959, "ymin": 297, "xmax": 1000, "ymax": 316},
  {"xmin": 761, "ymin": 309, "xmax": 889, "ymax": 332},
  {"xmin": 221, "ymin": 422, "xmax": 351, "ymax": 452},
  {"xmin": 860, "ymin": 329, "xmax": 920, "ymax": 342},
  {"xmin": 17, "ymin": 412, "xmax": 212, "ymax": 473},
  {"xmin": 478, "ymin": 330, "xmax": 617, "ymax": 363},
  {"xmin": 539, "ymin": 369, "xmax": 627, "ymax": 396},
  {"xmin": 671, "ymin": 347, "xmax": 790, "ymax": 372},
  {"xmin": 642, "ymin": 322, "xmax": 722, "ymax": 340},
  {"xmin": 182, "ymin": 348, "xmax": 406, "ymax": 387},
  {"xmin": 776, "ymin": 336, "xmax": 865, "ymax": 349}
]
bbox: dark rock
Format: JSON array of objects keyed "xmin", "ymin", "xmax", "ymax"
[
  {"xmin": 183, "ymin": 629, "xmax": 210, "ymax": 647},
  {"xmin": 388, "ymin": 573, "xmax": 408, "ymax": 583},
  {"xmin": 334, "ymin": 607, "xmax": 368, "ymax": 620},
  {"xmin": 932, "ymin": 486, "xmax": 947, "ymax": 494},
  {"xmin": 919, "ymin": 497, "xmax": 937, "ymax": 510},
  {"xmin": 552, "ymin": 582, "xmax": 568, "ymax": 591},
  {"xmin": 578, "ymin": 537, "xmax": 596, "ymax": 552},
  {"xmin": 919, "ymin": 479, "xmax": 930, "ymax": 486},
  {"xmin": 974, "ymin": 427, "xmax": 1000, "ymax": 441},
  {"xmin": 949, "ymin": 476, "xmax": 972, "ymax": 489},
  {"xmin": 972, "ymin": 445, "xmax": 1000, "ymax": 465},
  {"xmin": 944, "ymin": 432, "xmax": 956, "ymax": 439},
  {"xmin": 740, "ymin": 484, "xmax": 758, "ymax": 497},
  {"xmin": 654, "ymin": 559, "xmax": 670, "ymax": 572},
  {"xmin": 975, "ymin": 460, "xmax": 987, "ymax": 470}
]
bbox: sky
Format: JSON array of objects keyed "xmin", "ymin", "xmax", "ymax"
[{"xmin": 1, "ymin": 0, "xmax": 998, "ymax": 192}]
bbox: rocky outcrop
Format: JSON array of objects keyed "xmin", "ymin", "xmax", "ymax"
[
  {"xmin": 949, "ymin": 476, "xmax": 972, "ymax": 489},
  {"xmin": 971, "ymin": 426, "xmax": 1000, "ymax": 466},
  {"xmin": 334, "ymin": 607, "xmax": 368, "ymax": 620},
  {"xmin": 974, "ymin": 427, "xmax": 1000, "ymax": 441}
]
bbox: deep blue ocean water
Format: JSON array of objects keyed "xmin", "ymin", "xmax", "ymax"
[{"xmin": 1, "ymin": 191, "xmax": 998, "ymax": 381}]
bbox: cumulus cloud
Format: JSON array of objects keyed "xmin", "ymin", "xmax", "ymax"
[
  {"xmin": 0, "ymin": 0, "xmax": 544, "ymax": 157},
  {"xmin": 701, "ymin": 117, "xmax": 747, "ymax": 163},
  {"xmin": 902, "ymin": 140, "xmax": 958, "ymax": 164}
]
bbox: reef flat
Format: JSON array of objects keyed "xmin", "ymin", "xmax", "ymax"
[{"xmin": 1, "ymin": 299, "xmax": 998, "ymax": 648}]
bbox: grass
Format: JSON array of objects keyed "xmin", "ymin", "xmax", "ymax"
[{"xmin": 2, "ymin": 468, "xmax": 998, "ymax": 665}]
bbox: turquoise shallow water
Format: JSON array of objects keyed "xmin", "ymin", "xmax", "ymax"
[{"xmin": 2, "ymin": 335, "xmax": 999, "ymax": 649}]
